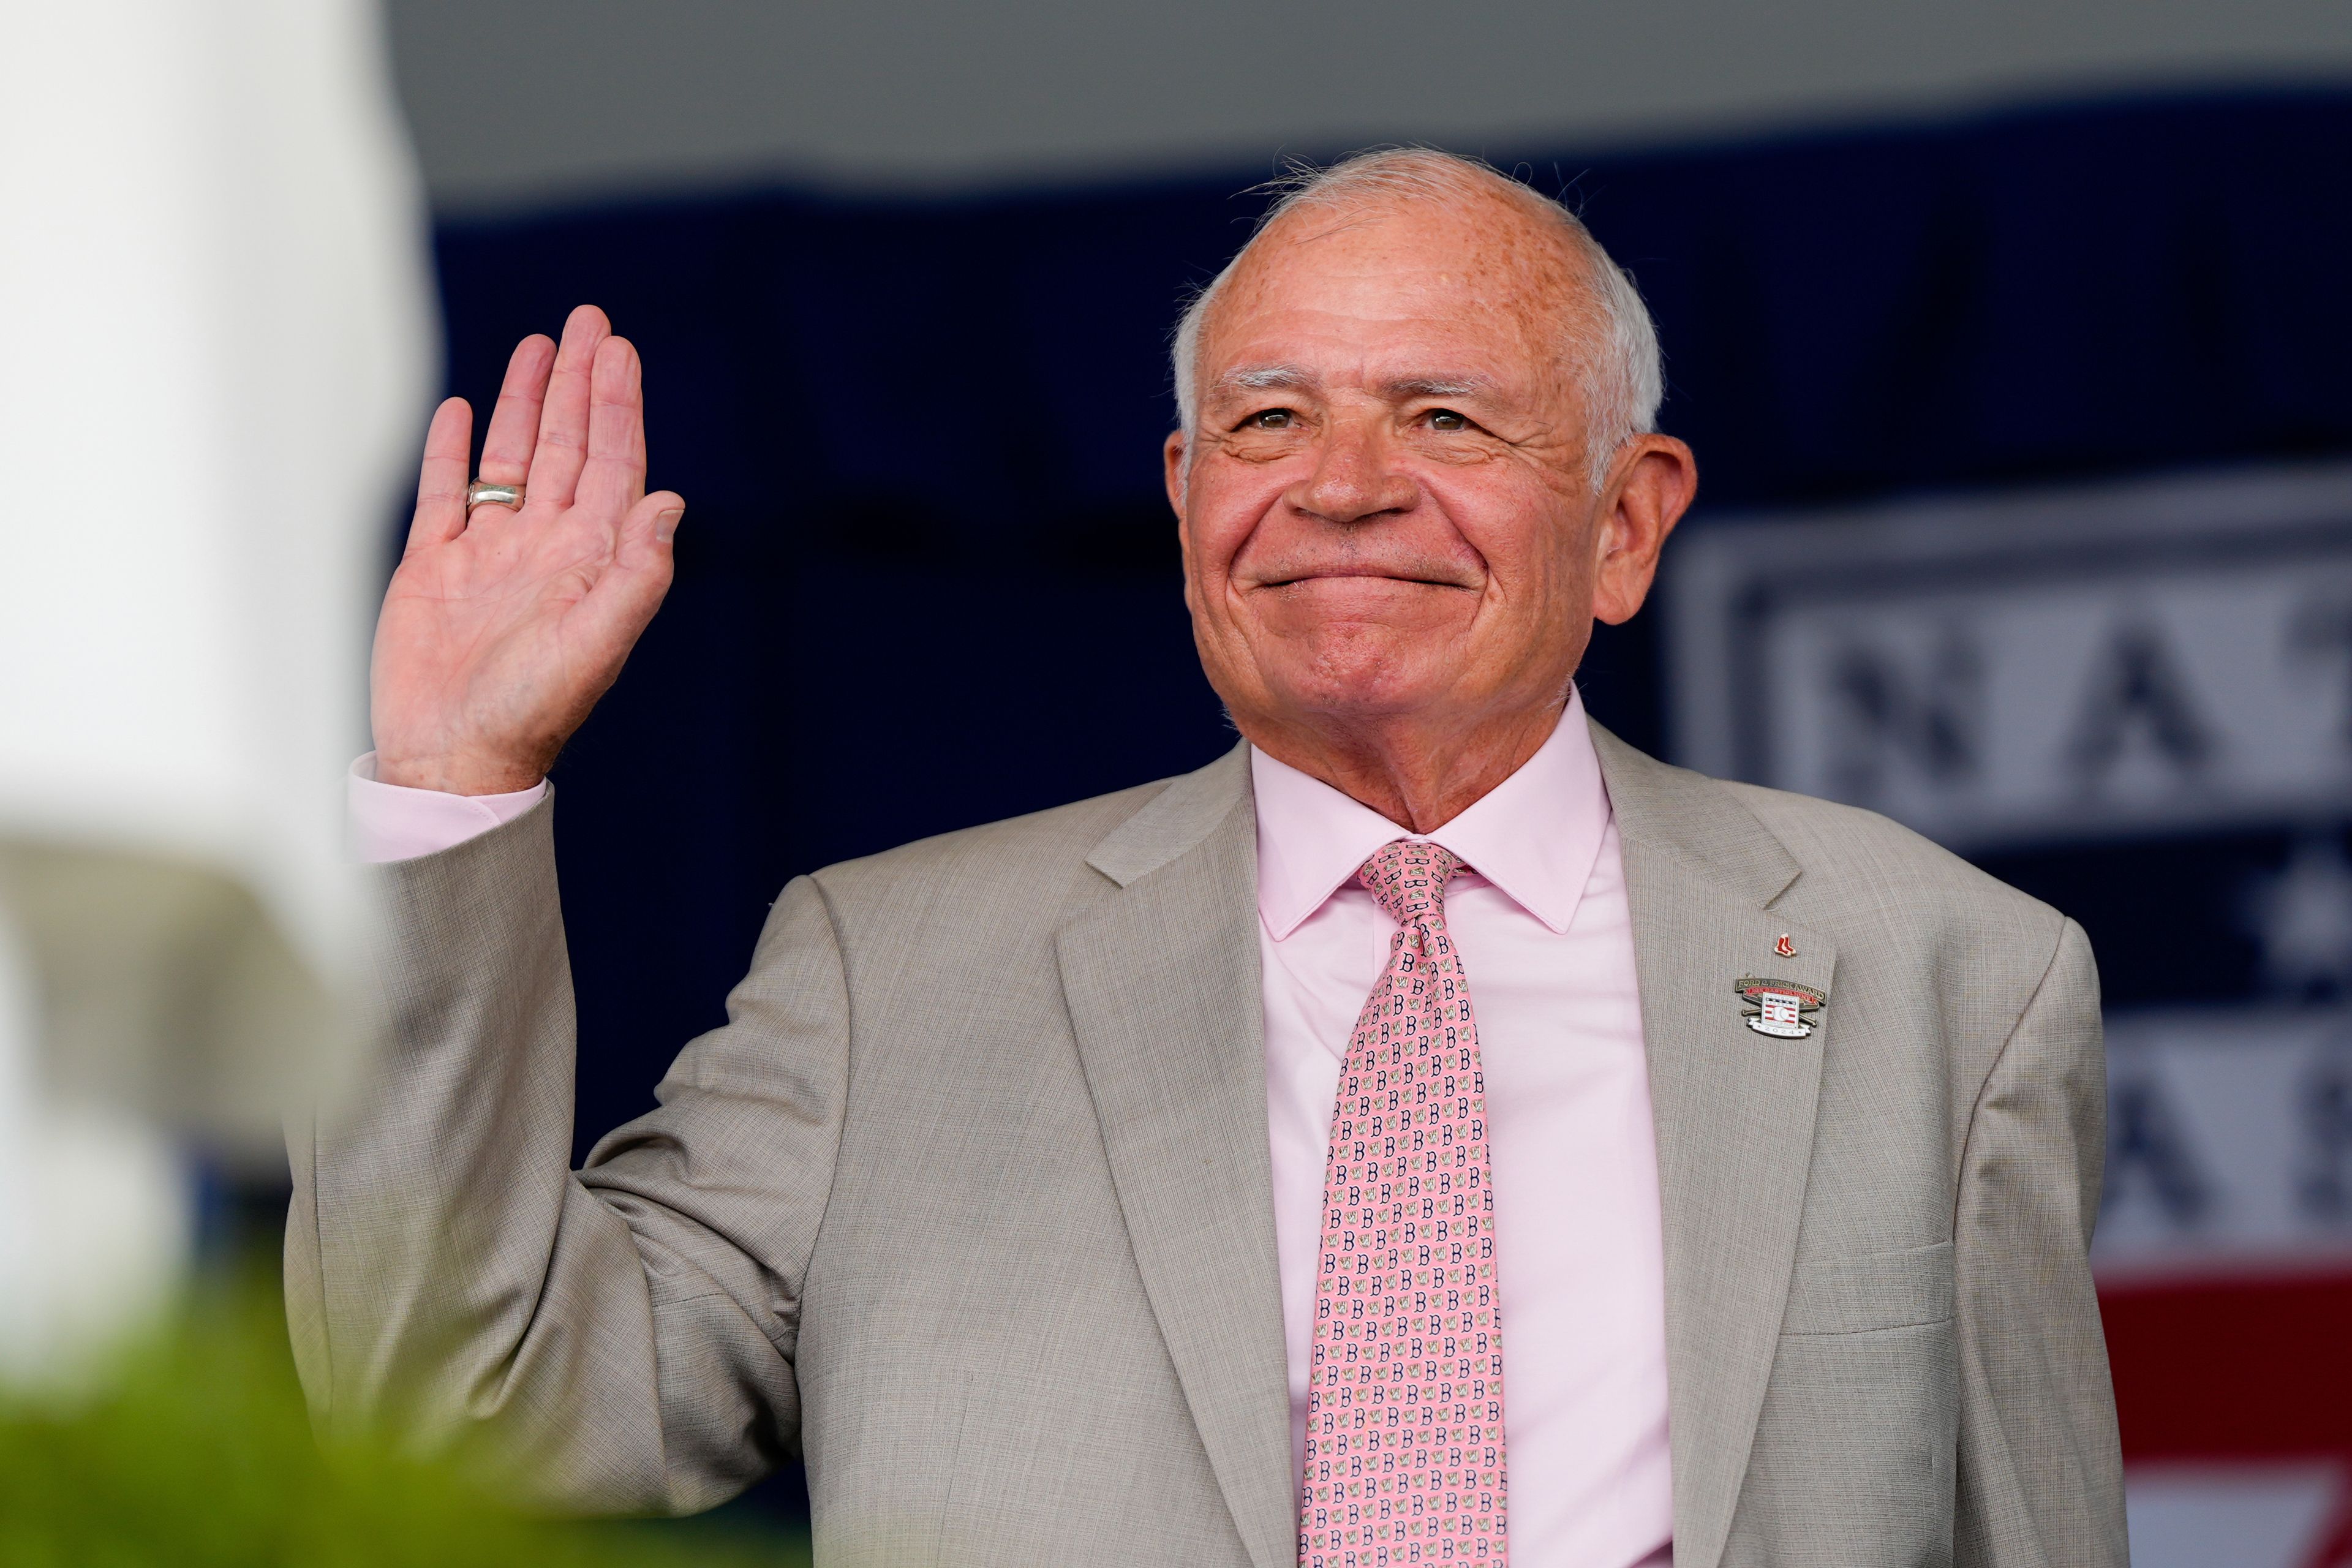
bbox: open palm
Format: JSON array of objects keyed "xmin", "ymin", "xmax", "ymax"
[{"xmin": 372, "ymin": 306, "xmax": 684, "ymax": 795}]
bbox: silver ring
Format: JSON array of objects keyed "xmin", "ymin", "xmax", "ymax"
[{"xmin": 466, "ymin": 480, "xmax": 525, "ymax": 510}]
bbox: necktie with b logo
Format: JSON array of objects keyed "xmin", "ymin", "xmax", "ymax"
[{"xmin": 1298, "ymin": 840, "xmax": 1509, "ymax": 1567}]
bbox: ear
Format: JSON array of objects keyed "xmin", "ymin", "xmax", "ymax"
[
  {"xmin": 1591, "ymin": 434, "xmax": 1697, "ymax": 626},
  {"xmin": 1163, "ymin": 428, "xmax": 1189, "ymax": 524}
]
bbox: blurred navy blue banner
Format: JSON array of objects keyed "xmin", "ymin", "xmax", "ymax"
[{"xmin": 428, "ymin": 88, "xmax": 2352, "ymax": 1555}]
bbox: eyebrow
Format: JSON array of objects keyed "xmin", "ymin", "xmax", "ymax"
[
  {"xmin": 1207, "ymin": 365, "xmax": 1506, "ymax": 402},
  {"xmin": 1382, "ymin": 374, "xmax": 1501, "ymax": 402},
  {"xmin": 1213, "ymin": 363, "xmax": 1314, "ymax": 396}
]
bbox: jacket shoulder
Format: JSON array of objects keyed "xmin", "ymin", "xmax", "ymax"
[
  {"xmin": 789, "ymin": 771, "xmax": 1216, "ymax": 1012},
  {"xmin": 1715, "ymin": 776, "xmax": 2069, "ymax": 959},
  {"xmin": 1594, "ymin": 722, "xmax": 2056, "ymax": 933},
  {"xmin": 812, "ymin": 776, "xmax": 1173, "ymax": 892}
]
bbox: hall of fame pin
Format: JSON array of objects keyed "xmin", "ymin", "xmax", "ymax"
[{"xmin": 1734, "ymin": 977, "xmax": 1826, "ymax": 1039}]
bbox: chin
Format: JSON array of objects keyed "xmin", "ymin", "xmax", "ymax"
[
  {"xmin": 1272, "ymin": 639, "xmax": 1459, "ymax": 722},
  {"xmin": 1199, "ymin": 601, "xmax": 1485, "ymax": 729}
]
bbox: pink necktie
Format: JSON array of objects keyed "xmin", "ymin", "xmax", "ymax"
[{"xmin": 1299, "ymin": 840, "xmax": 1509, "ymax": 1567}]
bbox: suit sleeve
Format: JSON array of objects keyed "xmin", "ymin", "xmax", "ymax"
[
  {"xmin": 284, "ymin": 792, "xmax": 847, "ymax": 1514},
  {"xmin": 1951, "ymin": 916, "xmax": 2128, "ymax": 1567}
]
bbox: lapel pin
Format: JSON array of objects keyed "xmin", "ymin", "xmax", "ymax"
[
  {"xmin": 1774, "ymin": 933, "xmax": 1797, "ymax": 958},
  {"xmin": 1734, "ymin": 977, "xmax": 1826, "ymax": 1039}
]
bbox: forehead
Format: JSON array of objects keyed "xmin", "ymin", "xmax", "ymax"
[{"xmin": 1200, "ymin": 191, "xmax": 1591, "ymax": 393}]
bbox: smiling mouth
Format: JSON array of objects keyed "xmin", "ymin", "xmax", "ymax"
[{"xmin": 1259, "ymin": 571, "xmax": 1470, "ymax": 590}]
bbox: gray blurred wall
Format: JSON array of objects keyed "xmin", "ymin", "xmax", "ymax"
[{"xmin": 390, "ymin": 0, "xmax": 2352, "ymax": 212}]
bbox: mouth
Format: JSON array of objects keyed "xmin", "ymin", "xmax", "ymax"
[{"xmin": 1254, "ymin": 568, "xmax": 1474, "ymax": 591}]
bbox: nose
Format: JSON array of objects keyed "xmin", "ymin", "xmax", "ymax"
[{"xmin": 1286, "ymin": 417, "xmax": 1418, "ymax": 526}]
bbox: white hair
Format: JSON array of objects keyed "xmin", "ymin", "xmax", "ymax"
[{"xmin": 1171, "ymin": 149, "xmax": 1664, "ymax": 488}]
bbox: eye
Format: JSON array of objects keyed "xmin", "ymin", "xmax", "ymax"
[
  {"xmin": 1242, "ymin": 408, "xmax": 1297, "ymax": 430},
  {"xmin": 1426, "ymin": 409, "xmax": 1470, "ymax": 432}
]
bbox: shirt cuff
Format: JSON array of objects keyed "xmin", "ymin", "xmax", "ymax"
[{"xmin": 348, "ymin": 752, "xmax": 548, "ymax": 864}]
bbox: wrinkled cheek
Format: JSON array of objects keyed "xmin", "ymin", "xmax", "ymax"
[{"xmin": 1180, "ymin": 579, "xmax": 1251, "ymax": 681}]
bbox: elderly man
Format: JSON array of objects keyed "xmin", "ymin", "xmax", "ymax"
[{"xmin": 292, "ymin": 151, "xmax": 2125, "ymax": 1568}]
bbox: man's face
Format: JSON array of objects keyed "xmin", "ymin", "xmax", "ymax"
[{"xmin": 1167, "ymin": 195, "xmax": 1634, "ymax": 752}]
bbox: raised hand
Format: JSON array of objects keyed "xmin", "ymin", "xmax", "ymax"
[{"xmin": 371, "ymin": 306, "xmax": 684, "ymax": 794}]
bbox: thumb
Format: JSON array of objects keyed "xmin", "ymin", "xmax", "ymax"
[
  {"xmin": 619, "ymin": 489, "xmax": 685, "ymax": 568},
  {"xmin": 573, "ymin": 490, "xmax": 683, "ymax": 657}
]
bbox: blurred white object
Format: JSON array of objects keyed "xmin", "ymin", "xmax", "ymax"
[
  {"xmin": 0, "ymin": 0, "xmax": 432, "ymax": 991},
  {"xmin": 0, "ymin": 904, "xmax": 191, "ymax": 1389},
  {"xmin": 0, "ymin": 0, "xmax": 433, "ymax": 1368}
]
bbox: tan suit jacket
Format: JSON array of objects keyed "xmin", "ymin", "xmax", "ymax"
[{"xmin": 287, "ymin": 723, "xmax": 2127, "ymax": 1567}]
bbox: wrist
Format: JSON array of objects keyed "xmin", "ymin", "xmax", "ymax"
[{"xmin": 372, "ymin": 752, "xmax": 548, "ymax": 796}]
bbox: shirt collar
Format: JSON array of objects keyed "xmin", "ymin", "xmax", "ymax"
[{"xmin": 1249, "ymin": 687, "xmax": 1612, "ymax": 941}]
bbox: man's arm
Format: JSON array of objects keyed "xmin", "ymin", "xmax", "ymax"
[
  {"xmin": 1951, "ymin": 916, "xmax": 2128, "ymax": 1567},
  {"xmin": 284, "ymin": 302, "xmax": 835, "ymax": 1509},
  {"xmin": 286, "ymin": 796, "xmax": 847, "ymax": 1512}
]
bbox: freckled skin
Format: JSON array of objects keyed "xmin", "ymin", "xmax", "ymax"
[{"xmin": 1164, "ymin": 189, "xmax": 1698, "ymax": 832}]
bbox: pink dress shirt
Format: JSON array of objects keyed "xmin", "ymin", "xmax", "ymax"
[
  {"xmin": 349, "ymin": 688, "xmax": 1674, "ymax": 1567},
  {"xmin": 1253, "ymin": 691, "xmax": 1672, "ymax": 1568}
]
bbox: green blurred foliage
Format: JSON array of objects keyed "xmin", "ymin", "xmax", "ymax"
[{"xmin": 0, "ymin": 1273, "xmax": 808, "ymax": 1568}]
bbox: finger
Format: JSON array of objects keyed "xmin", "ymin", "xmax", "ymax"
[
  {"xmin": 404, "ymin": 398, "xmax": 473, "ymax": 554},
  {"xmin": 477, "ymin": 334, "xmax": 556, "ymax": 486},
  {"xmin": 570, "ymin": 490, "xmax": 682, "ymax": 658},
  {"xmin": 575, "ymin": 336, "xmax": 647, "ymax": 523},
  {"xmin": 526, "ymin": 304, "xmax": 610, "ymax": 512}
]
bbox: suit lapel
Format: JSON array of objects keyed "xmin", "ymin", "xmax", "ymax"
[
  {"xmin": 1058, "ymin": 744, "xmax": 1296, "ymax": 1568},
  {"xmin": 1592, "ymin": 723, "xmax": 1838, "ymax": 1568}
]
